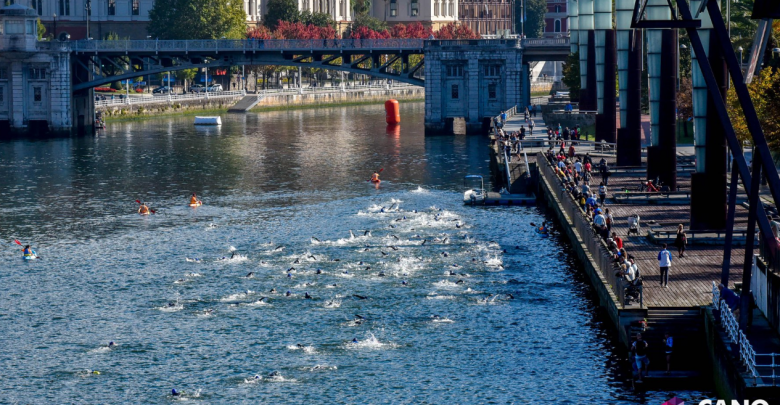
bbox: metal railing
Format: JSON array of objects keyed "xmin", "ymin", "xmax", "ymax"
[
  {"xmin": 521, "ymin": 37, "xmax": 570, "ymax": 47},
  {"xmin": 95, "ymin": 90, "xmax": 246, "ymax": 107},
  {"xmin": 712, "ymin": 280, "xmax": 780, "ymax": 386},
  {"xmin": 539, "ymin": 153, "xmax": 638, "ymax": 308},
  {"xmin": 94, "ymin": 82, "xmax": 420, "ymax": 108},
  {"xmin": 72, "ymin": 38, "xmax": 426, "ymax": 53}
]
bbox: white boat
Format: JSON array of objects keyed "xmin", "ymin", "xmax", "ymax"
[
  {"xmin": 463, "ymin": 175, "xmax": 486, "ymax": 205},
  {"xmin": 194, "ymin": 116, "xmax": 222, "ymax": 125}
]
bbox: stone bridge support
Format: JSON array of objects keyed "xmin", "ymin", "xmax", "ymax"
[{"xmin": 424, "ymin": 40, "xmax": 526, "ymax": 134}]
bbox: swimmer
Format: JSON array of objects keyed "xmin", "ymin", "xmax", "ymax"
[
  {"xmin": 311, "ymin": 237, "xmax": 321, "ymax": 242},
  {"xmin": 442, "ymin": 252, "xmax": 449, "ymax": 257},
  {"xmin": 378, "ymin": 272, "xmax": 385, "ymax": 277},
  {"xmin": 245, "ymin": 272, "xmax": 254, "ymax": 278},
  {"xmin": 287, "ymin": 273, "xmax": 292, "ymax": 278},
  {"xmin": 107, "ymin": 341, "xmax": 116, "ymax": 349},
  {"xmin": 352, "ymin": 338, "xmax": 359, "ymax": 344},
  {"xmin": 293, "ymin": 258, "xmax": 300, "ymax": 264},
  {"xmin": 364, "ymin": 266, "xmax": 371, "ymax": 270},
  {"xmin": 286, "ymin": 291, "xmax": 292, "ymax": 297},
  {"xmin": 421, "ymin": 240, "xmax": 427, "ymax": 246},
  {"xmin": 401, "ymin": 280, "xmax": 408, "ymax": 285},
  {"xmin": 168, "ymin": 302, "xmax": 177, "ymax": 307},
  {"xmin": 456, "ymin": 279, "xmax": 464, "ymax": 284},
  {"xmin": 507, "ymin": 294, "xmax": 515, "ymax": 299},
  {"xmin": 316, "ymin": 269, "xmax": 322, "ymax": 275},
  {"xmin": 254, "ymin": 375, "xmax": 262, "ymax": 380},
  {"xmin": 381, "ymin": 251, "xmax": 388, "ymax": 256},
  {"xmin": 456, "ymin": 223, "xmax": 462, "ymax": 228},
  {"xmin": 297, "ymin": 343, "xmax": 305, "ymax": 348},
  {"xmin": 171, "ymin": 389, "xmax": 180, "ymax": 396},
  {"xmin": 353, "ymin": 294, "xmax": 368, "ymax": 300},
  {"xmin": 309, "ymin": 255, "xmax": 317, "ymax": 260},
  {"xmin": 304, "ymin": 292, "xmax": 313, "ymax": 299},
  {"xmin": 274, "ymin": 246, "xmax": 284, "ymax": 251},
  {"xmin": 268, "ymin": 371, "xmax": 280, "ymax": 377},
  {"xmin": 332, "ymin": 259, "xmax": 340, "ymax": 262},
  {"xmin": 288, "ymin": 267, "xmax": 296, "ymax": 272},
  {"xmin": 270, "ymin": 288, "xmax": 277, "ymax": 293},
  {"xmin": 448, "ymin": 271, "xmax": 457, "ymax": 276},
  {"xmin": 390, "ymin": 246, "xmax": 398, "ymax": 251},
  {"xmin": 364, "ymin": 230, "xmax": 371, "ymax": 236}
]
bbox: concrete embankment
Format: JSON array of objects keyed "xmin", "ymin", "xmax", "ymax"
[{"xmin": 97, "ymin": 87, "xmax": 424, "ymax": 120}]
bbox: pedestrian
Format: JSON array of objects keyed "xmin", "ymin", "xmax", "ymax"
[
  {"xmin": 674, "ymin": 224, "xmax": 687, "ymax": 257},
  {"xmin": 718, "ymin": 283, "xmax": 741, "ymax": 322},
  {"xmin": 533, "ymin": 104, "xmax": 538, "ymax": 117},
  {"xmin": 664, "ymin": 332, "xmax": 673, "ymax": 375},
  {"xmin": 529, "ymin": 119, "xmax": 535, "ymax": 134},
  {"xmin": 658, "ymin": 243, "xmax": 673, "ymax": 288},
  {"xmin": 598, "ymin": 181, "xmax": 607, "ymax": 205},
  {"xmin": 631, "ymin": 333, "xmax": 649, "ymax": 383},
  {"xmin": 500, "ymin": 110, "xmax": 507, "ymax": 124},
  {"xmin": 605, "ymin": 207, "xmax": 614, "ymax": 233},
  {"xmin": 568, "ymin": 143, "xmax": 575, "ymax": 159},
  {"xmin": 600, "ymin": 161, "xmax": 611, "ymax": 186},
  {"xmin": 611, "ymin": 232, "xmax": 623, "ymax": 249}
]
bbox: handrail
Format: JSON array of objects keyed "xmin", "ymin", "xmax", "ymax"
[
  {"xmin": 503, "ymin": 147, "xmax": 512, "ymax": 190},
  {"xmin": 711, "ymin": 279, "xmax": 780, "ymax": 386},
  {"xmin": 538, "ymin": 152, "xmax": 638, "ymax": 308},
  {"xmin": 72, "ymin": 38, "xmax": 426, "ymax": 53}
]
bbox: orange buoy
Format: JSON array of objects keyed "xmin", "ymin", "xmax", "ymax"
[{"xmin": 385, "ymin": 99, "xmax": 400, "ymax": 125}]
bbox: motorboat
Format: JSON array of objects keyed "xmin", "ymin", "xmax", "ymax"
[{"xmin": 463, "ymin": 175, "xmax": 486, "ymax": 205}]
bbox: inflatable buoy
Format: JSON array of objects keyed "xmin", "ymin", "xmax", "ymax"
[{"xmin": 385, "ymin": 99, "xmax": 400, "ymax": 125}]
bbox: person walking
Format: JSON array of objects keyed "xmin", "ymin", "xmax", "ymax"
[
  {"xmin": 631, "ymin": 333, "xmax": 649, "ymax": 383},
  {"xmin": 674, "ymin": 224, "xmax": 687, "ymax": 258},
  {"xmin": 663, "ymin": 332, "xmax": 673, "ymax": 375},
  {"xmin": 598, "ymin": 182, "xmax": 607, "ymax": 205},
  {"xmin": 529, "ymin": 119, "xmax": 535, "ymax": 135},
  {"xmin": 658, "ymin": 243, "xmax": 673, "ymax": 288}
]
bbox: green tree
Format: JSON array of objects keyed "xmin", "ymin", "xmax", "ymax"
[
  {"xmin": 148, "ymin": 0, "xmax": 247, "ymax": 39},
  {"xmin": 351, "ymin": 0, "xmax": 371, "ymax": 16},
  {"xmin": 561, "ymin": 51, "xmax": 580, "ymax": 101},
  {"xmin": 351, "ymin": 13, "xmax": 387, "ymax": 32},
  {"xmin": 37, "ymin": 18, "xmax": 45, "ymax": 40},
  {"xmin": 300, "ymin": 11, "xmax": 334, "ymax": 28},
  {"xmin": 516, "ymin": 0, "xmax": 546, "ymax": 38},
  {"xmin": 727, "ymin": 67, "xmax": 780, "ymax": 153},
  {"xmin": 264, "ymin": 0, "xmax": 300, "ymax": 31}
]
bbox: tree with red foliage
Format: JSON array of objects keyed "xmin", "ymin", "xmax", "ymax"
[
  {"xmin": 434, "ymin": 23, "xmax": 479, "ymax": 40},
  {"xmin": 390, "ymin": 22, "xmax": 432, "ymax": 39},
  {"xmin": 349, "ymin": 25, "xmax": 391, "ymax": 39},
  {"xmin": 247, "ymin": 25, "xmax": 273, "ymax": 39}
]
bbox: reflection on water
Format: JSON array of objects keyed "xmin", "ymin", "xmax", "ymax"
[{"xmin": 0, "ymin": 103, "xmax": 711, "ymax": 403}]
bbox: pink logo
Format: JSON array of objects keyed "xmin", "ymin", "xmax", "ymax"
[{"xmin": 663, "ymin": 398, "xmax": 685, "ymax": 405}]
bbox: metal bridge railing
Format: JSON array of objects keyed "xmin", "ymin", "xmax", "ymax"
[
  {"xmin": 71, "ymin": 39, "xmax": 427, "ymax": 53},
  {"xmin": 70, "ymin": 38, "xmax": 569, "ymax": 53}
]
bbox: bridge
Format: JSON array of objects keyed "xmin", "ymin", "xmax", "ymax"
[{"xmin": 0, "ymin": 5, "xmax": 570, "ymax": 135}]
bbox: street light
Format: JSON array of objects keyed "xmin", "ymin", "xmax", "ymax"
[
  {"xmin": 85, "ymin": 0, "xmax": 91, "ymax": 40},
  {"xmin": 53, "ymin": 13, "xmax": 57, "ymax": 39},
  {"xmin": 737, "ymin": 46, "xmax": 744, "ymax": 67}
]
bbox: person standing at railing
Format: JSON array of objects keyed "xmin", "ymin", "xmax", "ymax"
[
  {"xmin": 718, "ymin": 283, "xmax": 740, "ymax": 322},
  {"xmin": 674, "ymin": 224, "xmax": 687, "ymax": 258},
  {"xmin": 500, "ymin": 110, "xmax": 507, "ymax": 125},
  {"xmin": 657, "ymin": 244, "xmax": 673, "ymax": 288}
]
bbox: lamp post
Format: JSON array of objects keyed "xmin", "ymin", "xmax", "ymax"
[
  {"xmin": 737, "ymin": 46, "xmax": 744, "ymax": 69},
  {"xmin": 53, "ymin": 13, "xmax": 57, "ymax": 39},
  {"xmin": 85, "ymin": 0, "xmax": 91, "ymax": 39}
]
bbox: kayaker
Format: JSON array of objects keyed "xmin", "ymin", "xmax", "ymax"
[
  {"xmin": 138, "ymin": 203, "xmax": 150, "ymax": 215},
  {"xmin": 538, "ymin": 222, "xmax": 548, "ymax": 234},
  {"xmin": 190, "ymin": 193, "xmax": 201, "ymax": 205},
  {"xmin": 370, "ymin": 172, "xmax": 380, "ymax": 183},
  {"xmin": 22, "ymin": 245, "xmax": 34, "ymax": 259}
]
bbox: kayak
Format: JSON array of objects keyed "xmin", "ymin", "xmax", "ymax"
[
  {"xmin": 23, "ymin": 252, "xmax": 37, "ymax": 260},
  {"xmin": 139, "ymin": 211, "xmax": 151, "ymax": 216},
  {"xmin": 189, "ymin": 201, "xmax": 202, "ymax": 207},
  {"xmin": 370, "ymin": 179, "xmax": 381, "ymax": 184}
]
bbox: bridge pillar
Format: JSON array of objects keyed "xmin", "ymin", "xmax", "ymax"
[
  {"xmin": 0, "ymin": 4, "xmax": 73, "ymax": 136},
  {"xmin": 424, "ymin": 40, "xmax": 525, "ymax": 134}
]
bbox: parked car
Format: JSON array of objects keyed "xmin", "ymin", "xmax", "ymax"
[
  {"xmin": 190, "ymin": 84, "xmax": 205, "ymax": 93},
  {"xmin": 152, "ymin": 86, "xmax": 172, "ymax": 94},
  {"xmin": 207, "ymin": 84, "xmax": 223, "ymax": 92}
]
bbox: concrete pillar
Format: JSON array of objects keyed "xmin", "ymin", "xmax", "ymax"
[
  {"xmin": 616, "ymin": 0, "xmax": 633, "ymax": 129},
  {"xmin": 646, "ymin": 0, "xmax": 670, "ymax": 147},
  {"xmin": 593, "ymin": 0, "xmax": 611, "ymax": 114},
  {"xmin": 617, "ymin": 30, "xmax": 643, "ymax": 166},
  {"xmin": 467, "ymin": 56, "xmax": 480, "ymax": 130},
  {"xmin": 648, "ymin": 30, "xmax": 678, "ymax": 190},
  {"xmin": 690, "ymin": 0, "xmax": 727, "ymax": 230},
  {"xmin": 584, "ymin": 30, "xmax": 597, "ymax": 111},
  {"xmin": 596, "ymin": 29, "xmax": 617, "ymax": 143},
  {"xmin": 568, "ymin": 0, "xmax": 579, "ymax": 54},
  {"xmin": 578, "ymin": 0, "xmax": 593, "ymax": 106},
  {"xmin": 522, "ymin": 62, "xmax": 531, "ymax": 109}
]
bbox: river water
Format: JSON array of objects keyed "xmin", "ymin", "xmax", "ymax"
[{"xmin": 0, "ymin": 103, "xmax": 710, "ymax": 403}]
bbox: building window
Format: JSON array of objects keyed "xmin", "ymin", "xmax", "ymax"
[
  {"xmin": 448, "ymin": 2, "xmax": 454, "ymax": 16},
  {"xmin": 434, "ymin": 0, "xmax": 439, "ymax": 16},
  {"xmin": 555, "ymin": 5, "xmax": 561, "ymax": 13},
  {"xmin": 34, "ymin": 0, "xmax": 42, "ymax": 15},
  {"xmin": 59, "ymin": 0, "xmax": 70, "ymax": 16},
  {"xmin": 446, "ymin": 65, "xmax": 463, "ymax": 77},
  {"xmin": 411, "ymin": 0, "xmax": 418, "ymax": 16},
  {"xmin": 390, "ymin": 0, "xmax": 397, "ymax": 17},
  {"xmin": 488, "ymin": 84, "xmax": 497, "ymax": 100},
  {"xmin": 132, "ymin": 0, "xmax": 139, "ymax": 15},
  {"xmin": 554, "ymin": 19, "xmax": 561, "ymax": 32},
  {"xmin": 0, "ymin": 87, "xmax": 4, "ymax": 104},
  {"xmin": 0, "ymin": 67, "xmax": 7, "ymax": 79},
  {"xmin": 5, "ymin": 20, "xmax": 25, "ymax": 35},
  {"xmin": 108, "ymin": 0, "xmax": 116, "ymax": 15},
  {"xmin": 29, "ymin": 67, "xmax": 47, "ymax": 80},
  {"xmin": 33, "ymin": 87, "xmax": 42, "ymax": 102},
  {"xmin": 451, "ymin": 84, "xmax": 459, "ymax": 99},
  {"xmin": 484, "ymin": 65, "xmax": 500, "ymax": 77}
]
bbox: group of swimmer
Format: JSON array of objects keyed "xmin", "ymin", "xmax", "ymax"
[{"xmin": 137, "ymin": 193, "xmax": 202, "ymax": 216}]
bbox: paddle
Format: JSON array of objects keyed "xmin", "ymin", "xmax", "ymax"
[
  {"xmin": 15, "ymin": 239, "xmax": 42, "ymax": 259},
  {"xmin": 135, "ymin": 199, "xmax": 156, "ymax": 214},
  {"xmin": 367, "ymin": 168, "xmax": 384, "ymax": 182}
]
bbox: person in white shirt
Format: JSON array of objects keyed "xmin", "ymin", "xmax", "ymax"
[{"xmin": 657, "ymin": 243, "xmax": 673, "ymax": 288}]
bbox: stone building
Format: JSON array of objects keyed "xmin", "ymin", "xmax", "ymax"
[
  {"xmin": 0, "ymin": 4, "xmax": 73, "ymax": 135},
  {"xmin": 30, "ymin": 0, "xmax": 352, "ymax": 40},
  {"xmin": 457, "ymin": 0, "xmax": 513, "ymax": 36},
  {"xmin": 543, "ymin": 0, "xmax": 567, "ymax": 38},
  {"xmin": 371, "ymin": 0, "xmax": 457, "ymax": 30}
]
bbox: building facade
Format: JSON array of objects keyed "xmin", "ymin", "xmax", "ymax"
[
  {"xmin": 371, "ymin": 0, "xmax": 457, "ymax": 30},
  {"xmin": 29, "ymin": 0, "xmax": 351, "ymax": 40},
  {"xmin": 543, "ymin": 0, "xmax": 567, "ymax": 38},
  {"xmin": 458, "ymin": 0, "xmax": 513, "ymax": 36}
]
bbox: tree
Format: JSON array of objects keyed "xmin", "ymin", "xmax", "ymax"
[
  {"xmin": 351, "ymin": 0, "xmax": 371, "ymax": 16},
  {"xmin": 516, "ymin": 0, "xmax": 546, "ymax": 38},
  {"xmin": 434, "ymin": 23, "xmax": 479, "ymax": 40},
  {"xmin": 148, "ymin": 0, "xmax": 247, "ymax": 39},
  {"xmin": 37, "ymin": 18, "xmax": 45, "ymax": 40},
  {"xmin": 351, "ymin": 14, "xmax": 387, "ymax": 33},
  {"xmin": 727, "ymin": 67, "xmax": 780, "ymax": 153},
  {"xmin": 561, "ymin": 51, "xmax": 580, "ymax": 101},
  {"xmin": 299, "ymin": 11, "xmax": 334, "ymax": 28},
  {"xmin": 264, "ymin": 0, "xmax": 300, "ymax": 31},
  {"xmin": 247, "ymin": 25, "xmax": 274, "ymax": 39}
]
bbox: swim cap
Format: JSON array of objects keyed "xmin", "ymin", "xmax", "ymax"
[{"xmin": 171, "ymin": 389, "xmax": 179, "ymax": 396}]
